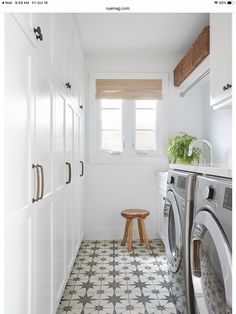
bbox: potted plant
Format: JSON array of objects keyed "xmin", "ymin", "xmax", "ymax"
[{"xmin": 167, "ymin": 134, "xmax": 201, "ymax": 164}]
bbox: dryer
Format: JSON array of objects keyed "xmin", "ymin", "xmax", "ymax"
[
  {"xmin": 190, "ymin": 175, "xmax": 232, "ymax": 314},
  {"xmin": 163, "ymin": 170, "xmax": 197, "ymax": 314}
]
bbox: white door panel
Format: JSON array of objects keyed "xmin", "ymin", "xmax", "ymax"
[
  {"xmin": 65, "ymin": 103, "xmax": 74, "ymax": 182},
  {"xmin": 5, "ymin": 210, "xmax": 33, "ymax": 314},
  {"xmin": 52, "ymin": 14, "xmax": 66, "ymax": 85},
  {"xmin": 74, "ymin": 113, "xmax": 81, "ymax": 179},
  {"xmin": 4, "ymin": 27, "xmax": 31, "ymax": 217},
  {"xmin": 54, "ymin": 92, "xmax": 65, "ymax": 190},
  {"xmin": 53, "ymin": 192, "xmax": 66, "ymax": 305},
  {"xmin": 32, "ymin": 13, "xmax": 52, "ymax": 62},
  {"xmin": 33, "ymin": 67, "xmax": 52, "ymax": 197},
  {"xmin": 34, "ymin": 200, "xmax": 52, "ymax": 314}
]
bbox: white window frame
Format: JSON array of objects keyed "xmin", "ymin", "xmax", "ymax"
[{"xmin": 88, "ymin": 72, "xmax": 168, "ymax": 163}]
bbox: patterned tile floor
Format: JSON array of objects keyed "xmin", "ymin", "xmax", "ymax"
[{"xmin": 57, "ymin": 240, "xmax": 176, "ymax": 314}]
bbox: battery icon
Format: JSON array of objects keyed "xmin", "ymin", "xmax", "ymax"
[{"xmin": 227, "ymin": 1, "xmax": 232, "ymax": 3}]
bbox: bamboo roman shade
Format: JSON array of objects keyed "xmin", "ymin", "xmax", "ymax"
[{"xmin": 96, "ymin": 79, "xmax": 162, "ymax": 100}]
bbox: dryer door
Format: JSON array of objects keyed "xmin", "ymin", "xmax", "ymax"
[
  {"xmin": 164, "ymin": 190, "xmax": 182, "ymax": 273},
  {"xmin": 191, "ymin": 210, "xmax": 232, "ymax": 314}
]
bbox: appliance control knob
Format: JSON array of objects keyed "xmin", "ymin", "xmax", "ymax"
[
  {"xmin": 170, "ymin": 176, "xmax": 175, "ymax": 184},
  {"xmin": 204, "ymin": 186, "xmax": 214, "ymax": 200}
]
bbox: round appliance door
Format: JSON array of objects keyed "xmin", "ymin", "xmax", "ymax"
[
  {"xmin": 191, "ymin": 210, "xmax": 232, "ymax": 314},
  {"xmin": 164, "ymin": 190, "xmax": 182, "ymax": 273}
]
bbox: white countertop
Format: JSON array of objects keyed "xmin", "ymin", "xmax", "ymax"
[{"xmin": 169, "ymin": 163, "xmax": 232, "ymax": 178}]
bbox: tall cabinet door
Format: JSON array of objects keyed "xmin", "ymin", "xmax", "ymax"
[
  {"xmin": 4, "ymin": 18, "xmax": 31, "ymax": 218},
  {"xmin": 73, "ymin": 112, "xmax": 81, "ymax": 249},
  {"xmin": 4, "ymin": 18, "xmax": 33, "ymax": 314},
  {"xmin": 33, "ymin": 64, "xmax": 53, "ymax": 314},
  {"xmin": 65, "ymin": 103, "xmax": 75, "ymax": 269},
  {"xmin": 53, "ymin": 91, "xmax": 66, "ymax": 307},
  {"xmin": 33, "ymin": 66, "xmax": 53, "ymax": 197}
]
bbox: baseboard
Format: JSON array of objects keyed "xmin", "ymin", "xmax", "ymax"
[{"xmin": 84, "ymin": 227, "xmax": 158, "ymax": 241}]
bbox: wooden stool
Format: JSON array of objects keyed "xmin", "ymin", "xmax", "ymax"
[{"xmin": 121, "ymin": 209, "xmax": 151, "ymax": 252}]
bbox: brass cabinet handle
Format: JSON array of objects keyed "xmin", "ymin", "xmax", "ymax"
[
  {"xmin": 32, "ymin": 164, "xmax": 40, "ymax": 203},
  {"xmin": 33, "ymin": 26, "xmax": 43, "ymax": 41},
  {"xmin": 66, "ymin": 162, "xmax": 72, "ymax": 184},
  {"xmin": 80, "ymin": 161, "xmax": 84, "ymax": 177},
  {"xmin": 38, "ymin": 164, "xmax": 44, "ymax": 200}
]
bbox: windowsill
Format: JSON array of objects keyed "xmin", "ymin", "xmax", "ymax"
[{"xmin": 88, "ymin": 154, "xmax": 168, "ymax": 164}]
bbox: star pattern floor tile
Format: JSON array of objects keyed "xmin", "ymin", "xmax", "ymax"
[{"xmin": 57, "ymin": 240, "xmax": 176, "ymax": 314}]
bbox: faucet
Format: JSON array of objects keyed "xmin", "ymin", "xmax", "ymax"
[{"xmin": 188, "ymin": 139, "xmax": 213, "ymax": 165}]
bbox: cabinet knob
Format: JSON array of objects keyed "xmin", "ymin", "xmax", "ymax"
[
  {"xmin": 79, "ymin": 105, "xmax": 83, "ymax": 109},
  {"xmin": 65, "ymin": 82, "xmax": 72, "ymax": 89},
  {"xmin": 33, "ymin": 26, "xmax": 43, "ymax": 41},
  {"xmin": 223, "ymin": 84, "xmax": 232, "ymax": 91}
]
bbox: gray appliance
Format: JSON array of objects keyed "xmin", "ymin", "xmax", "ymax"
[
  {"xmin": 190, "ymin": 175, "xmax": 232, "ymax": 314},
  {"xmin": 163, "ymin": 169, "xmax": 197, "ymax": 314}
]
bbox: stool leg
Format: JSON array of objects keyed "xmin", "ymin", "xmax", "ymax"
[
  {"xmin": 140, "ymin": 219, "xmax": 151, "ymax": 250},
  {"xmin": 128, "ymin": 219, "xmax": 133, "ymax": 252},
  {"xmin": 121, "ymin": 219, "xmax": 130, "ymax": 246},
  {"xmin": 138, "ymin": 219, "xmax": 144, "ymax": 243}
]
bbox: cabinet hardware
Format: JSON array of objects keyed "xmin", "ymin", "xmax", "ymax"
[
  {"xmin": 80, "ymin": 161, "xmax": 84, "ymax": 177},
  {"xmin": 38, "ymin": 164, "xmax": 44, "ymax": 200},
  {"xmin": 32, "ymin": 164, "xmax": 40, "ymax": 203},
  {"xmin": 79, "ymin": 105, "xmax": 83, "ymax": 109},
  {"xmin": 33, "ymin": 26, "xmax": 43, "ymax": 41},
  {"xmin": 223, "ymin": 83, "xmax": 232, "ymax": 91},
  {"xmin": 65, "ymin": 82, "xmax": 72, "ymax": 89},
  {"xmin": 66, "ymin": 162, "xmax": 72, "ymax": 184}
]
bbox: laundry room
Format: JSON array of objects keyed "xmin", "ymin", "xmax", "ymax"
[{"xmin": 2, "ymin": 11, "xmax": 232, "ymax": 314}]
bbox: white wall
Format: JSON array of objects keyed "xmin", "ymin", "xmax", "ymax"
[
  {"xmin": 202, "ymin": 85, "xmax": 232, "ymax": 166},
  {"xmin": 84, "ymin": 51, "xmax": 203, "ymax": 240}
]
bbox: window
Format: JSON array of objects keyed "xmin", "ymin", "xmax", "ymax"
[
  {"xmin": 101, "ymin": 100, "xmax": 122, "ymax": 152},
  {"xmin": 89, "ymin": 73, "xmax": 168, "ymax": 163},
  {"xmin": 135, "ymin": 100, "xmax": 157, "ymax": 151}
]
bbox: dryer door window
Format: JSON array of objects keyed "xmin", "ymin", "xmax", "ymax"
[
  {"xmin": 165, "ymin": 191, "xmax": 182, "ymax": 273},
  {"xmin": 191, "ymin": 210, "xmax": 232, "ymax": 314}
]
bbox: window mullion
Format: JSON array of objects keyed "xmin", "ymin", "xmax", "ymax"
[{"xmin": 122, "ymin": 100, "xmax": 135, "ymax": 155}]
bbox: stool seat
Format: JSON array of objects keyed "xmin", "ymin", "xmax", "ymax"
[
  {"xmin": 121, "ymin": 209, "xmax": 150, "ymax": 219},
  {"xmin": 121, "ymin": 209, "xmax": 151, "ymax": 252}
]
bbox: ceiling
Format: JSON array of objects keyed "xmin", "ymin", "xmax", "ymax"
[{"xmin": 76, "ymin": 13, "xmax": 209, "ymax": 55}]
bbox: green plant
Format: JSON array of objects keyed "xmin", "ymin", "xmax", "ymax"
[{"xmin": 167, "ymin": 134, "xmax": 201, "ymax": 164}]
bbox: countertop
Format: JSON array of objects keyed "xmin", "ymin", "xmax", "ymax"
[{"xmin": 169, "ymin": 163, "xmax": 232, "ymax": 178}]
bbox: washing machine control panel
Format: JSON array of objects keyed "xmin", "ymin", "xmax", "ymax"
[{"xmin": 197, "ymin": 176, "xmax": 232, "ymax": 212}]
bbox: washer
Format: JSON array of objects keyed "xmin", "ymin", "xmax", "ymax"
[
  {"xmin": 163, "ymin": 170, "xmax": 197, "ymax": 314},
  {"xmin": 190, "ymin": 175, "xmax": 232, "ymax": 314}
]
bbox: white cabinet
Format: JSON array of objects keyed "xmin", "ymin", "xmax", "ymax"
[
  {"xmin": 13, "ymin": 13, "xmax": 52, "ymax": 63},
  {"xmin": 52, "ymin": 14, "xmax": 66, "ymax": 88},
  {"xmin": 32, "ymin": 65, "xmax": 53, "ymax": 197},
  {"xmin": 54, "ymin": 91, "xmax": 66, "ymax": 191},
  {"xmin": 4, "ymin": 13, "xmax": 85, "ymax": 314},
  {"xmin": 4, "ymin": 20, "xmax": 32, "ymax": 218},
  {"xmin": 34, "ymin": 199, "xmax": 53, "ymax": 314},
  {"xmin": 32, "ymin": 13, "xmax": 52, "ymax": 62},
  {"xmin": 4, "ymin": 17, "xmax": 33, "ymax": 314},
  {"xmin": 210, "ymin": 13, "xmax": 232, "ymax": 109},
  {"xmin": 156, "ymin": 172, "xmax": 168, "ymax": 242}
]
